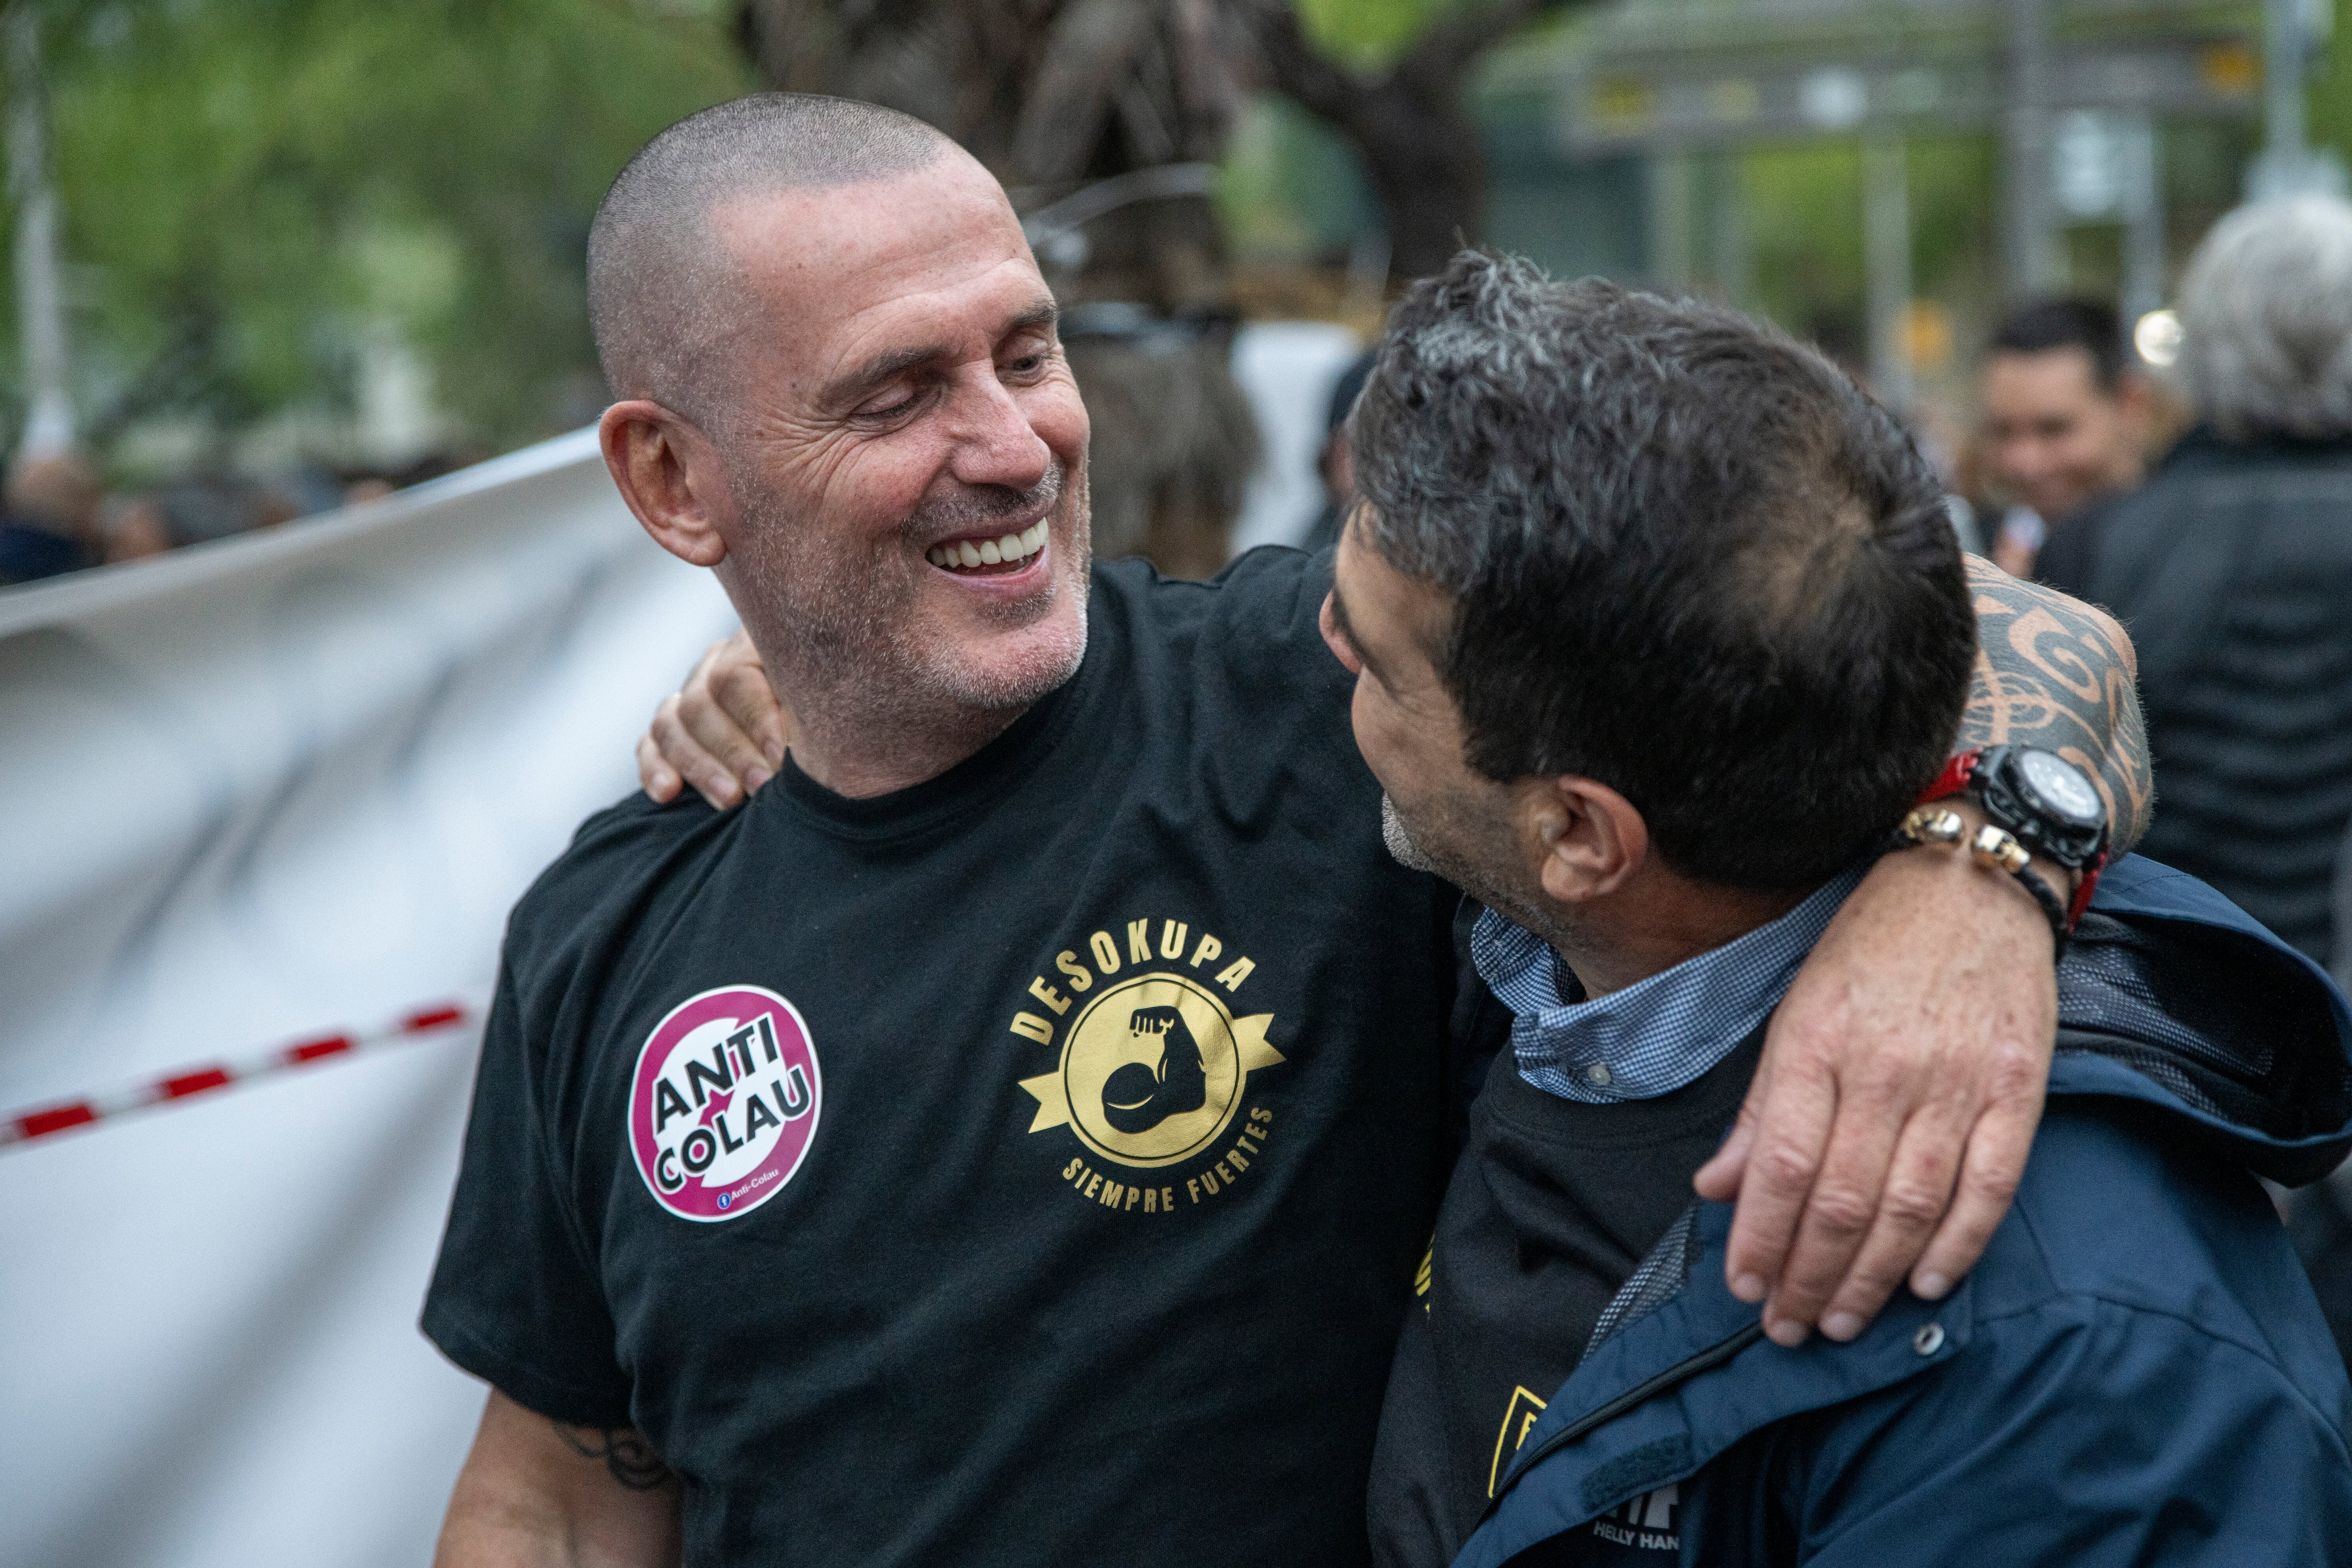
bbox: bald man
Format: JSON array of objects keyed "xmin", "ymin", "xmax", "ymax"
[{"xmin": 424, "ymin": 95, "xmax": 2151, "ymax": 1567}]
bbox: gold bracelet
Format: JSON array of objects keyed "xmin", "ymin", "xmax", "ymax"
[
  {"xmin": 1886, "ymin": 808, "xmax": 2070, "ymax": 955},
  {"xmin": 1893, "ymin": 806, "xmax": 1966, "ymax": 847}
]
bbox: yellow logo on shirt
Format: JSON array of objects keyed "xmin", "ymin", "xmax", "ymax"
[
  {"xmin": 1008, "ymin": 917, "xmax": 1283, "ymax": 1204},
  {"xmin": 1491, "ymin": 1385, "xmax": 1549, "ymax": 1497}
]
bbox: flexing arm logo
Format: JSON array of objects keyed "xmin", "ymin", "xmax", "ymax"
[
  {"xmin": 1011, "ymin": 917, "xmax": 1283, "ymax": 1210},
  {"xmin": 1101, "ymin": 1005, "xmax": 1208, "ymax": 1133},
  {"xmin": 628, "ymin": 986, "xmax": 821, "ymax": 1222}
]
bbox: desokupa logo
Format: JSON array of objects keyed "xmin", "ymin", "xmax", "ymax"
[
  {"xmin": 1011, "ymin": 917, "xmax": 1285, "ymax": 1211},
  {"xmin": 628, "ymin": 985, "xmax": 821, "ymax": 1222}
]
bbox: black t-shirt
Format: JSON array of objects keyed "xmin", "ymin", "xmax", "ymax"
[
  {"xmin": 1366, "ymin": 1032, "xmax": 1764, "ymax": 1568},
  {"xmin": 422, "ymin": 550, "xmax": 1479, "ymax": 1567}
]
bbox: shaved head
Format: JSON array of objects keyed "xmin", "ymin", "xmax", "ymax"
[{"xmin": 588, "ymin": 93, "xmax": 955, "ymax": 424}]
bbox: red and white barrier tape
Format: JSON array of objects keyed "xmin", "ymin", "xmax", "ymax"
[{"xmin": 1, "ymin": 1000, "xmax": 480, "ymax": 1150}]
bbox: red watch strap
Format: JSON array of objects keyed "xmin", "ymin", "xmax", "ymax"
[
  {"xmin": 2069, "ymin": 851, "xmax": 2107, "ymax": 927},
  {"xmin": 1925, "ymin": 746, "xmax": 2103, "ymax": 931},
  {"xmin": 1921, "ymin": 748, "xmax": 1982, "ymax": 805}
]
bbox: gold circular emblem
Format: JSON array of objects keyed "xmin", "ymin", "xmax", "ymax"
[{"xmin": 1059, "ymin": 973, "xmax": 1246, "ymax": 1167}]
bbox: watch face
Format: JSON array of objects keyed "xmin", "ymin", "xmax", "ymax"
[{"xmin": 2017, "ymin": 748, "xmax": 2104, "ymax": 826}]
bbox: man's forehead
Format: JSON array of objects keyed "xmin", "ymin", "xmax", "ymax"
[
  {"xmin": 1986, "ymin": 345, "xmax": 2105, "ymax": 402},
  {"xmin": 707, "ymin": 158, "xmax": 1023, "ymax": 287},
  {"xmin": 1335, "ymin": 515, "xmax": 1450, "ymax": 652},
  {"xmin": 693, "ymin": 169, "xmax": 1043, "ymax": 398}
]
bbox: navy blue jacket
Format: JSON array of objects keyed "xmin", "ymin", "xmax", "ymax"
[{"xmin": 1458, "ymin": 856, "xmax": 2352, "ymax": 1567}]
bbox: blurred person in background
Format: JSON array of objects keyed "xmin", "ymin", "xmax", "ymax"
[
  {"xmin": 2036, "ymin": 197, "xmax": 2352, "ymax": 1369},
  {"xmin": 2035, "ymin": 196, "xmax": 2352, "ymax": 971},
  {"xmin": 0, "ymin": 451, "xmax": 103, "ymax": 585},
  {"xmin": 1977, "ymin": 298, "xmax": 2151, "ymax": 579},
  {"xmin": 99, "ymin": 470, "xmax": 347, "ymax": 566},
  {"xmin": 1301, "ymin": 350, "xmax": 1375, "ymax": 556},
  {"xmin": 100, "ymin": 494, "xmax": 175, "ymax": 564}
]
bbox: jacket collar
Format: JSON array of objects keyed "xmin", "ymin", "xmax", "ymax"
[
  {"xmin": 1461, "ymin": 1201, "xmax": 1971, "ymax": 1568},
  {"xmin": 1458, "ymin": 854, "xmax": 2352, "ymax": 1568}
]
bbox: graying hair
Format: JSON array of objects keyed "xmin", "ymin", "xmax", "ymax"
[
  {"xmin": 1346, "ymin": 253, "xmax": 1972, "ymax": 890},
  {"xmin": 2177, "ymin": 194, "xmax": 2352, "ymax": 441},
  {"xmin": 587, "ymin": 94, "xmax": 951, "ymax": 425}
]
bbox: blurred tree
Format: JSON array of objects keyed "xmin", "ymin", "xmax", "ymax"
[
  {"xmin": 10, "ymin": 0, "xmax": 748, "ymax": 467},
  {"xmin": 1239, "ymin": 0, "xmax": 1557, "ymax": 279}
]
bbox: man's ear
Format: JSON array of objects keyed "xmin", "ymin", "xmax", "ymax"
[
  {"xmin": 1519, "ymin": 774, "xmax": 1650, "ymax": 905},
  {"xmin": 600, "ymin": 399, "xmax": 731, "ymax": 568}
]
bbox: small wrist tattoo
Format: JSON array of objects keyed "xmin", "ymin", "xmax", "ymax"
[{"xmin": 554, "ymin": 1423, "xmax": 674, "ymax": 1491}]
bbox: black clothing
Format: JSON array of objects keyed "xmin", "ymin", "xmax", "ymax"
[
  {"xmin": 0, "ymin": 518, "xmax": 91, "ymax": 585},
  {"xmin": 2024, "ymin": 496, "xmax": 2098, "ymax": 593},
  {"xmin": 1367, "ymin": 1030, "xmax": 1764, "ymax": 1568},
  {"xmin": 2034, "ymin": 426, "xmax": 2352, "ymax": 966},
  {"xmin": 423, "ymin": 551, "xmax": 1487, "ymax": 1568}
]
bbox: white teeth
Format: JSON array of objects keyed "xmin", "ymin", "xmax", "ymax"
[{"xmin": 930, "ymin": 524, "xmax": 1049, "ymax": 571}]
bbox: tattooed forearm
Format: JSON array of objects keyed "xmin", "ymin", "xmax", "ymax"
[
  {"xmin": 1957, "ymin": 556, "xmax": 2152, "ymax": 852},
  {"xmin": 554, "ymin": 1423, "xmax": 675, "ymax": 1492}
]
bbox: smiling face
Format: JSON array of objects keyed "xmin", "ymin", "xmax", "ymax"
[
  {"xmin": 701, "ymin": 150, "xmax": 1092, "ymax": 723},
  {"xmin": 1979, "ymin": 347, "xmax": 2136, "ymax": 522}
]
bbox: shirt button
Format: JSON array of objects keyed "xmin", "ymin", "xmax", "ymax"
[{"xmin": 1585, "ymin": 1063, "xmax": 1613, "ymax": 1088}]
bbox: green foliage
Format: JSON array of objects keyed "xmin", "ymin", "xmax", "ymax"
[
  {"xmin": 16, "ymin": 0, "xmax": 750, "ymax": 463},
  {"xmin": 1296, "ymin": 0, "xmax": 1475, "ymax": 71},
  {"xmin": 1743, "ymin": 134, "xmax": 1995, "ymax": 353},
  {"xmin": 2310, "ymin": 8, "xmax": 2352, "ymax": 167},
  {"xmin": 1216, "ymin": 94, "xmax": 1378, "ymax": 261}
]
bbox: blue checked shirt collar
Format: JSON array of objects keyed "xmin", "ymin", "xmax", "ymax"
[{"xmin": 1471, "ymin": 865, "xmax": 1868, "ymax": 1104}]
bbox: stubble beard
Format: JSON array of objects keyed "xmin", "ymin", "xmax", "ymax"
[
  {"xmin": 1381, "ymin": 793, "xmax": 1442, "ymax": 874},
  {"xmin": 723, "ymin": 459, "xmax": 1093, "ymax": 748},
  {"xmin": 1381, "ymin": 790, "xmax": 1587, "ymax": 957}
]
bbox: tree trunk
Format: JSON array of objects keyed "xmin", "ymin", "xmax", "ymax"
[{"xmin": 1238, "ymin": 0, "xmax": 1545, "ymax": 281}]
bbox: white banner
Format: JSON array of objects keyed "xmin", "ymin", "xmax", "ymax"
[{"xmin": 0, "ymin": 430, "xmax": 738, "ymax": 1568}]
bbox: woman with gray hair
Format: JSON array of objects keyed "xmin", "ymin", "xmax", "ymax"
[{"xmin": 2036, "ymin": 194, "xmax": 2352, "ymax": 1372}]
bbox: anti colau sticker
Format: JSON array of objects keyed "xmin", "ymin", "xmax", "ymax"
[{"xmin": 629, "ymin": 985, "xmax": 821, "ymax": 1222}]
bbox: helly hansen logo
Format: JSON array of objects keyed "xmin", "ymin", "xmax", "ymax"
[{"xmin": 1590, "ymin": 1484, "xmax": 1679, "ymax": 1552}]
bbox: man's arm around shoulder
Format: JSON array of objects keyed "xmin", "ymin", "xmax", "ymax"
[{"xmin": 434, "ymin": 1389, "xmax": 680, "ymax": 1568}]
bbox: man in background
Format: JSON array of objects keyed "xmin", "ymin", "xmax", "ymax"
[
  {"xmin": 1977, "ymin": 298, "xmax": 2151, "ymax": 579},
  {"xmin": 2036, "ymin": 198, "xmax": 2352, "ymax": 973}
]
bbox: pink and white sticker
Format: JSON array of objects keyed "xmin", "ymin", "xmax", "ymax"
[{"xmin": 629, "ymin": 985, "xmax": 822, "ymax": 1222}]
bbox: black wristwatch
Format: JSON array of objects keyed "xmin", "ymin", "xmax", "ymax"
[
  {"xmin": 1967, "ymin": 745, "xmax": 2110, "ymax": 874},
  {"xmin": 1896, "ymin": 745, "xmax": 2112, "ymax": 957}
]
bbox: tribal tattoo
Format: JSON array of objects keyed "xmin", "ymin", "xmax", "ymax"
[
  {"xmin": 1959, "ymin": 556, "xmax": 2152, "ymax": 852},
  {"xmin": 554, "ymin": 1423, "xmax": 675, "ymax": 1492}
]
